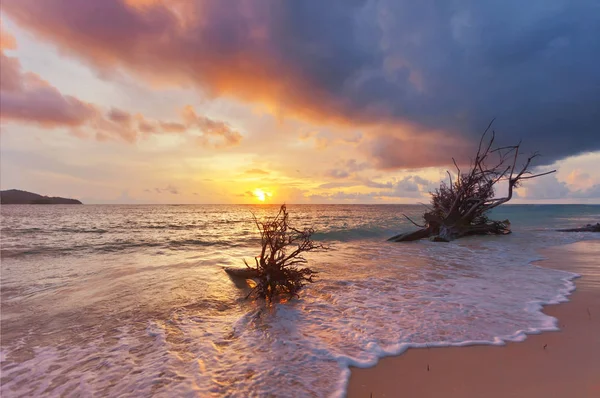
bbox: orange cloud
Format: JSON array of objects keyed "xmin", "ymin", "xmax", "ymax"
[
  {"xmin": 158, "ymin": 121, "xmax": 187, "ymax": 133},
  {"xmin": 566, "ymin": 169, "xmax": 594, "ymax": 190},
  {"xmin": 245, "ymin": 169, "xmax": 269, "ymax": 175},
  {"xmin": 0, "ymin": 0, "xmax": 383, "ymax": 128},
  {"xmin": 0, "ymin": 24, "xmax": 17, "ymax": 50},
  {"xmin": 182, "ymin": 105, "xmax": 242, "ymax": 148}
]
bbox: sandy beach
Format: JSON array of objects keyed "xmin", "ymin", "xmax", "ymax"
[{"xmin": 348, "ymin": 239, "xmax": 600, "ymax": 398}]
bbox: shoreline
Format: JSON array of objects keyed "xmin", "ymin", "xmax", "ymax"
[{"xmin": 347, "ymin": 239, "xmax": 600, "ymax": 398}]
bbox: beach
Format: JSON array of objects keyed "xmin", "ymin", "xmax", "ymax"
[{"xmin": 348, "ymin": 240, "xmax": 600, "ymax": 398}]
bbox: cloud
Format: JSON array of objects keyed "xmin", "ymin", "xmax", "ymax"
[
  {"xmin": 3, "ymin": 0, "xmax": 599, "ymax": 167},
  {"xmin": 363, "ymin": 178, "xmax": 393, "ymax": 189},
  {"xmin": 138, "ymin": 119, "xmax": 157, "ymax": 133},
  {"xmin": 299, "ymin": 130, "xmax": 358, "ymax": 150},
  {"xmin": 0, "ymin": 39, "xmax": 239, "ymax": 146},
  {"xmin": 412, "ymin": 175, "xmax": 431, "ymax": 186},
  {"xmin": 520, "ymin": 173, "xmax": 600, "ymax": 200},
  {"xmin": 325, "ymin": 169, "xmax": 350, "ymax": 179},
  {"xmin": 566, "ymin": 169, "xmax": 593, "ymax": 189},
  {"xmin": 148, "ymin": 184, "xmax": 179, "ymax": 194},
  {"xmin": 572, "ymin": 184, "xmax": 600, "ymax": 199},
  {"xmin": 245, "ymin": 168, "xmax": 269, "ymax": 175},
  {"xmin": 239, "ymin": 190, "xmax": 256, "ymax": 198},
  {"xmin": 507, "ymin": 153, "xmax": 600, "ymax": 201},
  {"xmin": 159, "ymin": 121, "xmax": 187, "ymax": 133},
  {"xmin": 315, "ymin": 174, "xmax": 434, "ymax": 201},
  {"xmin": 365, "ymin": 130, "xmax": 472, "ymax": 169},
  {"xmin": 345, "ymin": 159, "xmax": 369, "ymax": 173},
  {"xmin": 0, "ymin": 24, "xmax": 17, "ymax": 51},
  {"xmin": 107, "ymin": 108, "xmax": 132, "ymax": 125},
  {"xmin": 385, "ymin": 175, "xmax": 435, "ymax": 197},
  {"xmin": 318, "ymin": 181, "xmax": 357, "ymax": 189},
  {"xmin": 324, "ymin": 159, "xmax": 370, "ymax": 180},
  {"xmin": 0, "ymin": 29, "xmax": 241, "ymax": 147},
  {"xmin": 182, "ymin": 106, "xmax": 242, "ymax": 148},
  {"xmin": 309, "ymin": 191, "xmax": 382, "ymax": 203},
  {"xmin": 1, "ymin": 49, "xmax": 98, "ymax": 128}
]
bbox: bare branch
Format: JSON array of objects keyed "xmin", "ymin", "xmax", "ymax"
[
  {"xmin": 519, "ymin": 170, "xmax": 556, "ymax": 180},
  {"xmin": 403, "ymin": 214, "xmax": 426, "ymax": 228},
  {"xmin": 452, "ymin": 157, "xmax": 461, "ymax": 177}
]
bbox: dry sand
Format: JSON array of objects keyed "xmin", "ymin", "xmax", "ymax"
[{"xmin": 348, "ymin": 239, "xmax": 600, "ymax": 398}]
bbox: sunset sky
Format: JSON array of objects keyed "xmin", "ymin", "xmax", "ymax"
[{"xmin": 1, "ymin": 0, "xmax": 599, "ymax": 204}]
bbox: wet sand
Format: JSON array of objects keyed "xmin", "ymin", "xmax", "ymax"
[{"xmin": 348, "ymin": 239, "xmax": 600, "ymax": 398}]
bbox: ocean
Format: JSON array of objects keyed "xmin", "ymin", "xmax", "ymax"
[{"xmin": 1, "ymin": 204, "xmax": 599, "ymax": 397}]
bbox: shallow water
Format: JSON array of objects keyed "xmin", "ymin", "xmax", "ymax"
[{"xmin": 1, "ymin": 204, "xmax": 599, "ymax": 397}]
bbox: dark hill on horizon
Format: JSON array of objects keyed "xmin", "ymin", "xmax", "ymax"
[{"xmin": 0, "ymin": 189, "xmax": 83, "ymax": 205}]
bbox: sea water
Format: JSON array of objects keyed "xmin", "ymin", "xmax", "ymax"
[{"xmin": 1, "ymin": 204, "xmax": 599, "ymax": 397}]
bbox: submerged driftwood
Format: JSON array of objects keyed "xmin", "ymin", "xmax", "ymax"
[
  {"xmin": 557, "ymin": 223, "xmax": 600, "ymax": 232},
  {"xmin": 224, "ymin": 267, "xmax": 259, "ymax": 279},
  {"xmin": 387, "ymin": 228, "xmax": 433, "ymax": 242},
  {"xmin": 389, "ymin": 121, "xmax": 554, "ymax": 242},
  {"xmin": 241, "ymin": 205, "xmax": 325, "ymax": 301}
]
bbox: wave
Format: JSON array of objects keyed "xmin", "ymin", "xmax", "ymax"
[
  {"xmin": 1, "ymin": 224, "xmax": 397, "ymax": 259},
  {"xmin": 312, "ymin": 226, "xmax": 393, "ymax": 242},
  {"xmin": 0, "ymin": 239, "xmax": 248, "ymax": 258}
]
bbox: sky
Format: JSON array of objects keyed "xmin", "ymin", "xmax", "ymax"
[{"xmin": 1, "ymin": 0, "xmax": 599, "ymax": 204}]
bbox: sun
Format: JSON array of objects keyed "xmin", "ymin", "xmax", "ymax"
[
  {"xmin": 253, "ymin": 188, "xmax": 267, "ymax": 201},
  {"xmin": 252, "ymin": 188, "xmax": 271, "ymax": 202}
]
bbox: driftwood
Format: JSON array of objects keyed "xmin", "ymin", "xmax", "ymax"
[
  {"xmin": 388, "ymin": 228, "xmax": 432, "ymax": 242},
  {"xmin": 390, "ymin": 120, "xmax": 555, "ymax": 242},
  {"xmin": 243, "ymin": 204, "xmax": 325, "ymax": 301},
  {"xmin": 224, "ymin": 267, "xmax": 259, "ymax": 279},
  {"xmin": 557, "ymin": 223, "xmax": 600, "ymax": 232}
]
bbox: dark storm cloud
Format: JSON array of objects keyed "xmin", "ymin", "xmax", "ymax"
[{"xmin": 3, "ymin": 0, "xmax": 599, "ymax": 166}]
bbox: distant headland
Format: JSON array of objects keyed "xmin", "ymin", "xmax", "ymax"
[{"xmin": 0, "ymin": 189, "xmax": 83, "ymax": 205}]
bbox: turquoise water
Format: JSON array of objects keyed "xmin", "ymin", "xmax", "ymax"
[{"xmin": 1, "ymin": 204, "xmax": 599, "ymax": 397}]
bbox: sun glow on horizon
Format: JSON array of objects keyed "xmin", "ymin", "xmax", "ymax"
[{"xmin": 253, "ymin": 188, "xmax": 272, "ymax": 202}]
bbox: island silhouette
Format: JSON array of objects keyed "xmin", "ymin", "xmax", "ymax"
[{"xmin": 0, "ymin": 189, "xmax": 82, "ymax": 204}]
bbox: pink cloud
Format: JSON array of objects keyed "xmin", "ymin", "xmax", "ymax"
[
  {"xmin": 138, "ymin": 118, "xmax": 157, "ymax": 133},
  {"xmin": 0, "ymin": 33, "xmax": 240, "ymax": 147},
  {"xmin": 0, "ymin": 51, "xmax": 97, "ymax": 127},
  {"xmin": 1, "ymin": 27, "xmax": 96, "ymax": 127},
  {"xmin": 107, "ymin": 108, "xmax": 133, "ymax": 125}
]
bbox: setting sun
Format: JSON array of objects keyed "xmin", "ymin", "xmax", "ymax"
[{"xmin": 253, "ymin": 188, "xmax": 271, "ymax": 202}]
